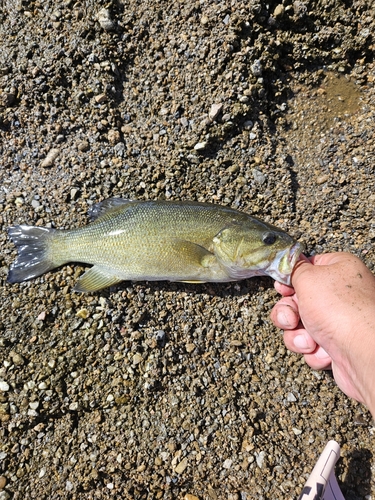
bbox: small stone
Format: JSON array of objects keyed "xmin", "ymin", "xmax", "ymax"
[
  {"xmin": 0, "ymin": 381, "xmax": 9, "ymax": 392},
  {"xmin": 208, "ymin": 103, "xmax": 223, "ymax": 121},
  {"xmin": 175, "ymin": 457, "xmax": 188, "ymax": 474},
  {"xmin": 10, "ymin": 351, "xmax": 24, "ymax": 366},
  {"xmin": 76, "ymin": 308, "xmax": 90, "ymax": 319},
  {"xmin": 251, "ymin": 60, "xmax": 262, "ymax": 77},
  {"xmin": 185, "ymin": 495, "xmax": 199, "ymax": 500},
  {"xmin": 66, "ymin": 481, "xmax": 73, "ymax": 492},
  {"xmin": 252, "ymin": 168, "xmax": 267, "ymax": 184},
  {"xmin": 286, "ymin": 392, "xmax": 297, "ymax": 402},
  {"xmin": 132, "ymin": 353, "xmax": 143, "ymax": 365},
  {"xmin": 292, "ymin": 427, "xmax": 302, "ymax": 435},
  {"xmin": 29, "ymin": 401, "xmax": 39, "ymax": 410},
  {"xmin": 194, "ymin": 141, "xmax": 207, "ymax": 151},
  {"xmin": 223, "ymin": 458, "xmax": 233, "ymax": 469},
  {"xmin": 0, "ymin": 92, "xmax": 16, "ymax": 107},
  {"xmin": 78, "ymin": 140, "xmax": 89, "ymax": 152},
  {"xmin": 108, "ymin": 129, "xmax": 121, "ymax": 145},
  {"xmin": 255, "ymin": 450, "xmax": 266, "ymax": 468},
  {"xmin": 97, "ymin": 8, "xmax": 115, "ymax": 31},
  {"xmin": 316, "ymin": 174, "xmax": 329, "ymax": 185},
  {"xmin": 0, "ymin": 476, "xmax": 7, "ymax": 489},
  {"xmin": 40, "ymin": 148, "xmax": 59, "ymax": 168},
  {"xmin": 273, "ymin": 4, "xmax": 285, "ymax": 18},
  {"xmin": 0, "ymin": 491, "xmax": 11, "ymax": 500},
  {"xmin": 185, "ymin": 343, "xmax": 196, "ymax": 353},
  {"xmin": 200, "ymin": 15, "xmax": 209, "ymax": 25},
  {"xmin": 48, "ymin": 359, "xmax": 56, "ymax": 369},
  {"xmin": 95, "ymin": 93, "xmax": 108, "ymax": 104},
  {"xmin": 70, "ymin": 188, "xmax": 79, "ymax": 201}
]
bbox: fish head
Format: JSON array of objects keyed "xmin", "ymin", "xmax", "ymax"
[{"xmin": 212, "ymin": 219, "xmax": 304, "ymax": 285}]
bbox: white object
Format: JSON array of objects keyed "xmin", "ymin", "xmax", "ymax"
[{"xmin": 299, "ymin": 440, "xmax": 345, "ymax": 500}]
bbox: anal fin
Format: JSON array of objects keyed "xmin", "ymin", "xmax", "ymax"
[{"xmin": 73, "ymin": 266, "xmax": 123, "ymax": 293}]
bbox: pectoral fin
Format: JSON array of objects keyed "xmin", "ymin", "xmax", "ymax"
[
  {"xmin": 73, "ymin": 266, "xmax": 123, "ymax": 293},
  {"xmin": 169, "ymin": 239, "xmax": 225, "ymax": 282}
]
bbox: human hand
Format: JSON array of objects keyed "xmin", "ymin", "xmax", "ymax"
[{"xmin": 270, "ymin": 252, "xmax": 375, "ymax": 417}]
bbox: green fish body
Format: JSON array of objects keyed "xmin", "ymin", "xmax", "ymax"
[{"xmin": 7, "ymin": 199, "xmax": 303, "ymax": 292}]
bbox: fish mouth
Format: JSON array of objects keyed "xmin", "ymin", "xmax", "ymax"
[
  {"xmin": 267, "ymin": 241, "xmax": 304, "ymax": 285},
  {"xmin": 288, "ymin": 241, "xmax": 305, "ymax": 269}
]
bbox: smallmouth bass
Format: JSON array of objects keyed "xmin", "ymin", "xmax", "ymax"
[{"xmin": 7, "ymin": 198, "xmax": 303, "ymax": 292}]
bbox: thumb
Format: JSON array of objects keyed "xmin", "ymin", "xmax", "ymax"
[{"xmin": 291, "ymin": 257, "xmax": 315, "ymax": 290}]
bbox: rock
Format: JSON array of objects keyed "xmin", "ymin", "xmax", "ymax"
[
  {"xmin": 0, "ymin": 381, "xmax": 9, "ymax": 392},
  {"xmin": 273, "ymin": 4, "xmax": 285, "ymax": 18},
  {"xmin": 78, "ymin": 140, "xmax": 89, "ymax": 152},
  {"xmin": 0, "ymin": 476, "xmax": 6, "ymax": 490},
  {"xmin": 175, "ymin": 457, "xmax": 188, "ymax": 474},
  {"xmin": 40, "ymin": 148, "xmax": 59, "ymax": 168},
  {"xmin": 97, "ymin": 8, "xmax": 115, "ymax": 31},
  {"xmin": 255, "ymin": 451, "xmax": 266, "ymax": 469},
  {"xmin": 94, "ymin": 93, "xmax": 108, "ymax": 103},
  {"xmin": 107, "ymin": 129, "xmax": 121, "ymax": 145},
  {"xmin": 208, "ymin": 103, "xmax": 223, "ymax": 121},
  {"xmin": 252, "ymin": 168, "xmax": 267, "ymax": 184},
  {"xmin": 194, "ymin": 141, "xmax": 207, "ymax": 150}
]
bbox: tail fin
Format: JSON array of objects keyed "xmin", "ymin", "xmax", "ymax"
[{"xmin": 7, "ymin": 225, "xmax": 59, "ymax": 283}]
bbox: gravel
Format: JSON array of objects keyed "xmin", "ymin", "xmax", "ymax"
[{"xmin": 0, "ymin": 0, "xmax": 374, "ymax": 499}]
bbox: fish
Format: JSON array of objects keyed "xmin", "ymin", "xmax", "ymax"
[{"xmin": 7, "ymin": 198, "xmax": 304, "ymax": 292}]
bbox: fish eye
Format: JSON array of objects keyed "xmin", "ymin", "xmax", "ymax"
[{"xmin": 262, "ymin": 232, "xmax": 277, "ymax": 245}]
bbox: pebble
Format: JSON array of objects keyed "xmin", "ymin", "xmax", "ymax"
[
  {"xmin": 175, "ymin": 457, "xmax": 188, "ymax": 474},
  {"xmin": 0, "ymin": 476, "xmax": 6, "ymax": 489},
  {"xmin": 286, "ymin": 392, "xmax": 297, "ymax": 402},
  {"xmin": 273, "ymin": 4, "xmax": 285, "ymax": 18},
  {"xmin": 185, "ymin": 343, "xmax": 196, "ymax": 353},
  {"xmin": 107, "ymin": 129, "xmax": 120, "ymax": 145},
  {"xmin": 77, "ymin": 141, "xmax": 89, "ymax": 152},
  {"xmin": 255, "ymin": 451, "xmax": 266, "ymax": 469},
  {"xmin": 208, "ymin": 103, "xmax": 223, "ymax": 121},
  {"xmin": 66, "ymin": 481, "xmax": 74, "ymax": 492},
  {"xmin": 222, "ymin": 458, "xmax": 233, "ymax": 469},
  {"xmin": 252, "ymin": 168, "xmax": 267, "ymax": 184},
  {"xmin": 40, "ymin": 148, "xmax": 59, "ymax": 168},
  {"xmin": 97, "ymin": 8, "xmax": 115, "ymax": 31},
  {"xmin": 94, "ymin": 93, "xmax": 108, "ymax": 104},
  {"xmin": 0, "ymin": 381, "xmax": 9, "ymax": 392},
  {"xmin": 132, "ymin": 353, "xmax": 143, "ymax": 365},
  {"xmin": 194, "ymin": 141, "xmax": 207, "ymax": 150},
  {"xmin": 76, "ymin": 308, "xmax": 90, "ymax": 319},
  {"xmin": 316, "ymin": 174, "xmax": 329, "ymax": 185},
  {"xmin": 9, "ymin": 351, "xmax": 24, "ymax": 366}
]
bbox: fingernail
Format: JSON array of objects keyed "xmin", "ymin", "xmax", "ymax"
[
  {"xmin": 277, "ymin": 310, "xmax": 292, "ymax": 329},
  {"xmin": 294, "ymin": 334, "xmax": 309, "ymax": 350},
  {"xmin": 315, "ymin": 347, "xmax": 330, "ymax": 359}
]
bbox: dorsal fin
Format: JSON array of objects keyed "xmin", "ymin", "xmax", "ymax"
[{"xmin": 88, "ymin": 198, "xmax": 134, "ymax": 221}]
